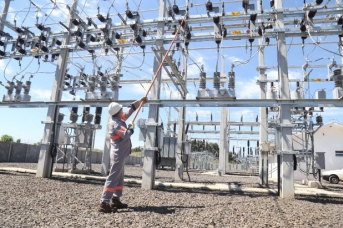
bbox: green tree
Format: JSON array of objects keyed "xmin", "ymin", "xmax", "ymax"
[
  {"xmin": 16, "ymin": 138, "xmax": 21, "ymax": 143},
  {"xmin": 191, "ymin": 140, "xmax": 219, "ymax": 157},
  {"xmin": 1, "ymin": 134, "xmax": 13, "ymax": 142},
  {"xmin": 132, "ymin": 146, "xmax": 141, "ymax": 152}
]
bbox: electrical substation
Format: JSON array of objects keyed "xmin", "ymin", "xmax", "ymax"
[{"xmin": 1, "ymin": 0, "xmax": 343, "ymax": 201}]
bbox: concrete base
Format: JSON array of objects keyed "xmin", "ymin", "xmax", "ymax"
[
  {"xmin": 308, "ymin": 181, "xmax": 323, "ymax": 189},
  {"xmin": 54, "ymin": 168, "xmax": 94, "ymax": 174},
  {"xmin": 54, "ymin": 168, "xmax": 70, "ymax": 172},
  {"xmin": 142, "ymin": 150, "xmax": 156, "ymax": 189}
]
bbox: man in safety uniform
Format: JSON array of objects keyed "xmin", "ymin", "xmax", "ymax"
[{"xmin": 99, "ymin": 97, "xmax": 147, "ymax": 213}]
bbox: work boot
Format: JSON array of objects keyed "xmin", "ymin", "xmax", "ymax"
[
  {"xmin": 110, "ymin": 198, "xmax": 128, "ymax": 209},
  {"xmin": 98, "ymin": 202, "xmax": 117, "ymax": 213}
]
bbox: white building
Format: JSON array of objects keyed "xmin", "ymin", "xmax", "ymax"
[{"xmin": 269, "ymin": 122, "xmax": 343, "ymax": 181}]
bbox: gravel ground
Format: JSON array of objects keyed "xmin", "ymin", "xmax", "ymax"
[{"xmin": 1, "ymin": 163, "xmax": 343, "ymax": 227}]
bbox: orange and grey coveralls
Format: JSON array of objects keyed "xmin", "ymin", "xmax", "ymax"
[{"xmin": 100, "ymin": 106, "xmax": 135, "ymax": 204}]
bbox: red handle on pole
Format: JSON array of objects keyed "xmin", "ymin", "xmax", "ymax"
[{"xmin": 130, "ymin": 15, "xmax": 187, "ymax": 124}]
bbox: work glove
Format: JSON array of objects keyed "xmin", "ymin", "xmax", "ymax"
[
  {"xmin": 128, "ymin": 123, "xmax": 135, "ymax": 134},
  {"xmin": 140, "ymin": 97, "xmax": 148, "ymax": 104}
]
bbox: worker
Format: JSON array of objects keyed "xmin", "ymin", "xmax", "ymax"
[{"xmin": 99, "ymin": 97, "xmax": 147, "ymax": 213}]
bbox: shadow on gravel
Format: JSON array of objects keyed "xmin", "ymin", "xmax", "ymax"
[
  {"xmin": 122, "ymin": 205, "xmax": 205, "ymax": 214},
  {"xmin": 0, "ymin": 171, "xmax": 23, "ymax": 176},
  {"xmin": 296, "ymin": 196, "xmax": 343, "ymax": 205},
  {"xmin": 50, "ymin": 176, "xmax": 104, "ymax": 185},
  {"xmin": 155, "ymin": 186, "xmax": 277, "ymax": 198}
]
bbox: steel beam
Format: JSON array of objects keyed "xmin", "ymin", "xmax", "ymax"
[
  {"xmin": 257, "ymin": 0, "xmax": 269, "ymax": 187},
  {"xmin": 218, "ymin": 107, "xmax": 228, "ymax": 175},
  {"xmin": 168, "ymin": 121, "xmax": 260, "ymax": 126},
  {"xmin": 192, "ymin": 138, "xmax": 260, "ymax": 141},
  {"xmin": 141, "ymin": 0, "xmax": 166, "ymax": 190},
  {"xmin": 0, "ymin": 0, "xmax": 10, "ymax": 32},
  {"xmin": 1, "ymin": 99, "xmax": 343, "ymax": 108},
  {"xmin": 188, "ymin": 130, "xmax": 274, "ymax": 134},
  {"xmin": 275, "ymin": 0, "xmax": 294, "ymax": 199},
  {"xmin": 175, "ymin": 45, "xmax": 188, "ymax": 181},
  {"xmin": 36, "ymin": 0, "xmax": 78, "ymax": 178}
]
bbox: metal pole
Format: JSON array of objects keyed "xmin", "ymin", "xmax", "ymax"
[
  {"xmin": 36, "ymin": 0, "xmax": 78, "ymax": 178},
  {"xmin": 141, "ymin": 0, "xmax": 166, "ymax": 190},
  {"xmin": 257, "ymin": 0, "xmax": 269, "ymax": 186},
  {"xmin": 0, "ymin": 0, "xmax": 10, "ymax": 31},
  {"xmin": 218, "ymin": 107, "xmax": 228, "ymax": 176},
  {"xmin": 275, "ymin": 0, "xmax": 294, "ymax": 198},
  {"xmin": 175, "ymin": 41, "xmax": 189, "ymax": 181}
]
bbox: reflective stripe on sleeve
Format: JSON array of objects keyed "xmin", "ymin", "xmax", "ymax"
[{"xmin": 110, "ymin": 126, "xmax": 126, "ymax": 140}]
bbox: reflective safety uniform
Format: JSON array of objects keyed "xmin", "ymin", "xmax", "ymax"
[{"xmin": 100, "ymin": 106, "xmax": 135, "ymax": 204}]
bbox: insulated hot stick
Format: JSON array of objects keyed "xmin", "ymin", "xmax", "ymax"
[{"xmin": 130, "ymin": 14, "xmax": 188, "ymax": 125}]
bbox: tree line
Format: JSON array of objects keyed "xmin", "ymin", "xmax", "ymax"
[{"xmin": 0, "ymin": 134, "xmax": 21, "ymax": 143}]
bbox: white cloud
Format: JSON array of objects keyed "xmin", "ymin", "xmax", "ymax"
[
  {"xmin": 160, "ymin": 84, "xmax": 182, "ymax": 99},
  {"xmin": 0, "ymin": 61, "xmax": 13, "ymax": 75},
  {"xmin": 186, "ymin": 92, "xmax": 196, "ymax": 99},
  {"xmin": 130, "ymin": 84, "xmax": 149, "ymax": 96},
  {"xmin": 230, "ymin": 109, "xmax": 257, "ymax": 120},
  {"xmin": 321, "ymin": 107, "xmax": 342, "ymax": 117},
  {"xmin": 267, "ymin": 70, "xmax": 302, "ymax": 80},
  {"xmin": 50, "ymin": 0, "xmax": 69, "ymax": 20},
  {"xmin": 80, "ymin": 0, "xmax": 98, "ymax": 17},
  {"xmin": 267, "ymin": 70, "xmax": 278, "ymax": 80},
  {"xmin": 236, "ymin": 76, "xmax": 260, "ymax": 99},
  {"xmin": 226, "ymin": 55, "xmax": 244, "ymax": 64},
  {"xmin": 7, "ymin": 7, "xmax": 16, "ymax": 22},
  {"xmin": 188, "ymin": 51, "xmax": 207, "ymax": 77},
  {"xmin": 186, "ymin": 110, "xmax": 212, "ymax": 119},
  {"xmin": 31, "ymin": 88, "xmax": 51, "ymax": 100}
]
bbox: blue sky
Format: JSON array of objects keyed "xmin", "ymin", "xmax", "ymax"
[{"xmin": 0, "ymin": 0, "xmax": 342, "ymax": 151}]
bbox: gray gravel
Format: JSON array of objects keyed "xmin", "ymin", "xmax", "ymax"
[{"xmin": 1, "ymin": 163, "xmax": 343, "ymax": 227}]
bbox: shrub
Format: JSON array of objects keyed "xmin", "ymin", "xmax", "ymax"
[{"xmin": 0, "ymin": 134, "xmax": 13, "ymax": 142}]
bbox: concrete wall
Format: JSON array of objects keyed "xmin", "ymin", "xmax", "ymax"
[
  {"xmin": 125, "ymin": 156, "xmax": 143, "ymax": 166},
  {"xmin": 0, "ymin": 142, "xmax": 105, "ymax": 164},
  {"xmin": 0, "ymin": 141, "xmax": 143, "ymax": 166},
  {"xmin": 0, "ymin": 142, "xmax": 38, "ymax": 163},
  {"xmin": 0, "ymin": 142, "xmax": 11, "ymax": 162}
]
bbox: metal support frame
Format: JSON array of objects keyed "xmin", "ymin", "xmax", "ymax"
[
  {"xmin": 153, "ymin": 46, "xmax": 188, "ymax": 98},
  {"xmin": 168, "ymin": 121, "xmax": 260, "ymax": 127},
  {"xmin": 1, "ymin": 4, "xmax": 343, "ymax": 60},
  {"xmin": 36, "ymin": 0, "xmax": 78, "ymax": 178},
  {"xmin": 257, "ymin": 0, "xmax": 268, "ymax": 186},
  {"xmin": 1, "ymin": 99, "xmax": 343, "ymax": 108},
  {"xmin": 0, "ymin": 0, "xmax": 10, "ymax": 32},
  {"xmin": 275, "ymin": 0, "xmax": 294, "ymax": 198},
  {"xmin": 218, "ymin": 107, "xmax": 228, "ymax": 176},
  {"xmin": 141, "ymin": 0, "xmax": 166, "ymax": 190},
  {"xmin": 175, "ymin": 45, "xmax": 188, "ymax": 181}
]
